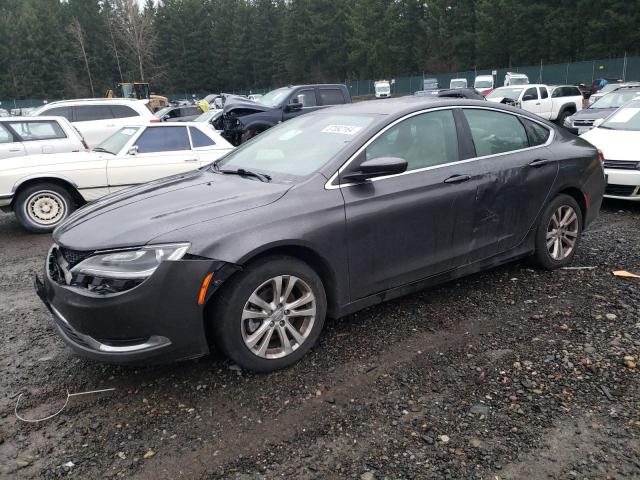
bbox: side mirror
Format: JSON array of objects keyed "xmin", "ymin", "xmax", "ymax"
[
  {"xmin": 593, "ymin": 118, "xmax": 604, "ymax": 128},
  {"xmin": 522, "ymin": 94, "xmax": 536, "ymax": 102},
  {"xmin": 128, "ymin": 146, "xmax": 138, "ymax": 156},
  {"xmin": 341, "ymin": 157, "xmax": 408, "ymax": 182},
  {"xmin": 287, "ymin": 98, "xmax": 303, "ymax": 112},
  {"xmin": 162, "ymin": 114, "xmax": 170, "ymax": 121}
]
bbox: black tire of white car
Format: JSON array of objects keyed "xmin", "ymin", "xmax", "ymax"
[
  {"xmin": 210, "ymin": 255, "xmax": 327, "ymax": 372},
  {"xmin": 532, "ymin": 194, "xmax": 583, "ymax": 270},
  {"xmin": 14, "ymin": 182, "xmax": 76, "ymax": 233},
  {"xmin": 557, "ymin": 110, "xmax": 571, "ymax": 126}
]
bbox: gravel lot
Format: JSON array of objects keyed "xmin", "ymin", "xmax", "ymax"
[{"xmin": 0, "ymin": 200, "xmax": 638, "ymax": 480}]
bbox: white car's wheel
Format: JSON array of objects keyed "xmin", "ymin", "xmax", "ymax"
[{"xmin": 14, "ymin": 183, "xmax": 76, "ymax": 233}]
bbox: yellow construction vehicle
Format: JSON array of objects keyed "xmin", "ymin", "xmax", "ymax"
[{"xmin": 105, "ymin": 82, "xmax": 169, "ymax": 113}]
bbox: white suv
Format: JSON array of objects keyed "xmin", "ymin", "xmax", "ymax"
[{"xmin": 32, "ymin": 98, "xmax": 158, "ymax": 147}]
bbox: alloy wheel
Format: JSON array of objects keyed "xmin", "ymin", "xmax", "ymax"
[
  {"xmin": 546, "ymin": 205, "xmax": 579, "ymax": 260},
  {"xmin": 241, "ymin": 275, "xmax": 316, "ymax": 359}
]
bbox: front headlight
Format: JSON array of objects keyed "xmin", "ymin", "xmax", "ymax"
[{"xmin": 71, "ymin": 243, "xmax": 190, "ymax": 280}]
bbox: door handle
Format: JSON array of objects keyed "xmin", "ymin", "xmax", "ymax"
[
  {"xmin": 528, "ymin": 158, "xmax": 550, "ymax": 167},
  {"xmin": 184, "ymin": 158, "xmax": 199, "ymax": 162},
  {"xmin": 444, "ymin": 174, "xmax": 471, "ymax": 184},
  {"xmin": 536, "ymin": 102, "xmax": 541, "ymax": 105},
  {"xmin": 9, "ymin": 148, "xmax": 21, "ymax": 152}
]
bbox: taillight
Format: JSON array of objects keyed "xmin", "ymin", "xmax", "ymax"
[
  {"xmin": 597, "ymin": 149, "xmax": 605, "ymax": 164},
  {"xmin": 150, "ymin": 119, "xmax": 161, "ymax": 123},
  {"xmin": 482, "ymin": 88, "xmax": 493, "ymax": 96}
]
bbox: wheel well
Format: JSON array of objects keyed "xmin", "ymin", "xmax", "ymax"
[
  {"xmin": 558, "ymin": 187, "xmax": 586, "ymax": 223},
  {"xmin": 13, "ymin": 178, "xmax": 85, "ymax": 208},
  {"xmin": 561, "ymin": 104, "xmax": 576, "ymax": 115}
]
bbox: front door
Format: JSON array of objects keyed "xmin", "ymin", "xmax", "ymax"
[
  {"xmin": 106, "ymin": 125, "xmax": 199, "ymax": 191},
  {"xmin": 282, "ymin": 88, "xmax": 321, "ymax": 122},
  {"xmin": 339, "ymin": 109, "xmax": 480, "ymax": 300}
]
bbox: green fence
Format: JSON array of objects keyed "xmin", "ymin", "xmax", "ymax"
[{"xmin": 347, "ymin": 55, "xmax": 640, "ymax": 96}]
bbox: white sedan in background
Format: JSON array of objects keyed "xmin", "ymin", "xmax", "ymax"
[
  {"xmin": 0, "ymin": 123, "xmax": 234, "ymax": 232},
  {"xmin": 0, "ymin": 117, "xmax": 87, "ymax": 159},
  {"xmin": 581, "ymin": 98, "xmax": 640, "ymax": 201}
]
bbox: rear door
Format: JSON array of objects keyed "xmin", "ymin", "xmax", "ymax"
[
  {"xmin": 0, "ymin": 123, "xmax": 25, "ymax": 159},
  {"xmin": 188, "ymin": 126, "xmax": 233, "ymax": 165},
  {"xmin": 106, "ymin": 126, "xmax": 200, "ymax": 191},
  {"xmin": 318, "ymin": 87, "xmax": 347, "ymax": 106},
  {"xmin": 339, "ymin": 108, "xmax": 482, "ymax": 299},
  {"xmin": 461, "ymin": 108, "xmax": 558, "ymax": 257}
]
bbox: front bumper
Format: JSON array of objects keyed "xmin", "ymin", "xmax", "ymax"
[
  {"xmin": 36, "ymin": 246, "xmax": 235, "ymax": 364},
  {"xmin": 604, "ymin": 168, "xmax": 640, "ymax": 201},
  {"xmin": 0, "ymin": 193, "xmax": 13, "ymax": 208}
]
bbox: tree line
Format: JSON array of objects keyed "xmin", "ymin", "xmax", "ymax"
[{"xmin": 1, "ymin": 0, "xmax": 639, "ymax": 100}]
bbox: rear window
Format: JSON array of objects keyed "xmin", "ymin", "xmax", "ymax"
[
  {"xmin": 520, "ymin": 118, "xmax": 550, "ymax": 146},
  {"xmin": 134, "ymin": 126, "xmax": 190, "ymax": 153},
  {"xmin": 110, "ymin": 105, "xmax": 139, "ymax": 119},
  {"xmin": 463, "ymin": 109, "xmax": 529, "ymax": 156},
  {"xmin": 189, "ymin": 127, "xmax": 215, "ymax": 148},
  {"xmin": 7, "ymin": 120, "xmax": 66, "ymax": 141},
  {"xmin": 75, "ymin": 105, "xmax": 114, "ymax": 122},
  {"xmin": 319, "ymin": 89, "xmax": 345, "ymax": 105}
]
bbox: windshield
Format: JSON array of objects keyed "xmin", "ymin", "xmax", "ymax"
[
  {"xmin": 601, "ymin": 98, "xmax": 640, "ymax": 131},
  {"xmin": 195, "ymin": 110, "xmax": 222, "ymax": 122},
  {"xmin": 509, "ymin": 77, "xmax": 528, "ymax": 85},
  {"xmin": 474, "ymin": 79, "xmax": 493, "ymax": 88},
  {"xmin": 214, "ymin": 113, "xmax": 376, "ymax": 179},
  {"xmin": 598, "ymin": 83, "xmax": 620, "ymax": 94},
  {"xmin": 450, "ymin": 80, "xmax": 466, "ymax": 88},
  {"xmin": 487, "ymin": 87, "xmax": 524, "ymax": 100},
  {"xmin": 94, "ymin": 127, "xmax": 139, "ymax": 154},
  {"xmin": 592, "ymin": 90, "xmax": 640, "ymax": 109},
  {"xmin": 257, "ymin": 87, "xmax": 294, "ymax": 108}
]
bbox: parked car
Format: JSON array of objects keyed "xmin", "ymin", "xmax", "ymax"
[
  {"xmin": 247, "ymin": 94, "xmax": 263, "ymax": 102},
  {"xmin": 487, "ymin": 84, "xmax": 582, "ymax": 124},
  {"xmin": 414, "ymin": 90, "xmax": 439, "ymax": 97},
  {"xmin": 214, "ymin": 84, "xmax": 351, "ymax": 146},
  {"xmin": 588, "ymin": 81, "xmax": 640, "ymax": 106},
  {"xmin": 0, "ymin": 123, "xmax": 233, "ymax": 232},
  {"xmin": 36, "ymin": 98, "xmax": 604, "ymax": 371},
  {"xmin": 474, "ymin": 75, "xmax": 494, "ymax": 96},
  {"xmin": 32, "ymin": 99, "xmax": 158, "ymax": 147},
  {"xmin": 375, "ymin": 80, "xmax": 391, "ymax": 98},
  {"xmin": 0, "ymin": 117, "xmax": 87, "ymax": 160},
  {"xmin": 581, "ymin": 98, "xmax": 640, "ymax": 201},
  {"xmin": 503, "ymin": 72, "xmax": 529, "ymax": 86},
  {"xmin": 422, "ymin": 78, "xmax": 439, "ymax": 94},
  {"xmin": 0, "ymin": 108, "xmax": 9, "ymax": 117},
  {"xmin": 580, "ymin": 78, "xmax": 622, "ymax": 100},
  {"xmin": 193, "ymin": 109, "xmax": 223, "ymax": 128},
  {"xmin": 155, "ymin": 104, "xmax": 203, "ymax": 122},
  {"xmin": 563, "ymin": 86, "xmax": 640, "ymax": 134},
  {"xmin": 449, "ymin": 78, "xmax": 468, "ymax": 89},
  {"xmin": 436, "ymin": 88, "xmax": 486, "ymax": 100}
]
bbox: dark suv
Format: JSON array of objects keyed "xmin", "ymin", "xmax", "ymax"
[{"xmin": 214, "ymin": 84, "xmax": 351, "ymax": 145}]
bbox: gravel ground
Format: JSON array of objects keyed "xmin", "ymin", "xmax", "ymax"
[{"xmin": 0, "ymin": 200, "xmax": 638, "ymax": 480}]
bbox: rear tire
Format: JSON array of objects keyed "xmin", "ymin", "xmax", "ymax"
[
  {"xmin": 14, "ymin": 183, "xmax": 76, "ymax": 233},
  {"xmin": 531, "ymin": 194, "xmax": 583, "ymax": 270},
  {"xmin": 209, "ymin": 255, "xmax": 327, "ymax": 372}
]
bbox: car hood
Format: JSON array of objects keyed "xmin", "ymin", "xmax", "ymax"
[
  {"xmin": 53, "ymin": 168, "xmax": 292, "ymax": 251},
  {"xmin": 0, "ymin": 150, "xmax": 101, "ymax": 171},
  {"xmin": 580, "ymin": 128, "xmax": 640, "ymax": 161},
  {"xmin": 571, "ymin": 108, "xmax": 616, "ymax": 121},
  {"xmin": 222, "ymin": 97, "xmax": 274, "ymax": 115}
]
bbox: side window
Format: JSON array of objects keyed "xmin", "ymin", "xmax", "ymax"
[
  {"xmin": 7, "ymin": 121, "xmax": 66, "ymax": 141},
  {"xmin": 523, "ymin": 87, "xmax": 538, "ymax": 100},
  {"xmin": 551, "ymin": 87, "xmax": 562, "ymax": 98},
  {"xmin": 43, "ymin": 106, "xmax": 72, "ymax": 121},
  {"xmin": 186, "ymin": 107, "xmax": 201, "ymax": 116},
  {"xmin": 134, "ymin": 126, "xmax": 190, "ymax": 153},
  {"xmin": 75, "ymin": 105, "xmax": 114, "ymax": 122},
  {"xmin": 540, "ymin": 87, "xmax": 549, "ymax": 99},
  {"xmin": 189, "ymin": 127, "xmax": 215, "ymax": 148},
  {"xmin": 521, "ymin": 118, "xmax": 551, "ymax": 146},
  {"xmin": 0, "ymin": 124, "xmax": 15, "ymax": 143},
  {"xmin": 110, "ymin": 105, "xmax": 139, "ymax": 119},
  {"xmin": 291, "ymin": 89, "xmax": 317, "ymax": 107},
  {"xmin": 366, "ymin": 109, "xmax": 459, "ymax": 171},
  {"xmin": 569, "ymin": 87, "xmax": 581, "ymax": 97},
  {"xmin": 463, "ymin": 109, "xmax": 529, "ymax": 156},
  {"xmin": 319, "ymin": 89, "xmax": 345, "ymax": 105}
]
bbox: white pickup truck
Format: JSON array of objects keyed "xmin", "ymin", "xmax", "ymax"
[{"xmin": 486, "ymin": 84, "xmax": 583, "ymax": 124}]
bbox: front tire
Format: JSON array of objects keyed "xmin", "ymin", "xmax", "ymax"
[
  {"xmin": 556, "ymin": 110, "xmax": 572, "ymax": 127},
  {"xmin": 14, "ymin": 183, "xmax": 76, "ymax": 233},
  {"xmin": 210, "ymin": 255, "xmax": 327, "ymax": 372},
  {"xmin": 532, "ymin": 194, "xmax": 583, "ymax": 270}
]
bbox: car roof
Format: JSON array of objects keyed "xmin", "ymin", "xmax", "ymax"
[
  {"xmin": 0, "ymin": 116, "xmax": 70, "ymax": 122},
  {"xmin": 42, "ymin": 98, "xmax": 147, "ymax": 106}
]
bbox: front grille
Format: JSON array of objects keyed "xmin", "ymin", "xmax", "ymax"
[
  {"xmin": 573, "ymin": 119, "xmax": 594, "ymax": 127},
  {"xmin": 605, "ymin": 184, "xmax": 638, "ymax": 196},
  {"xmin": 59, "ymin": 247, "xmax": 94, "ymax": 268},
  {"xmin": 604, "ymin": 160, "xmax": 640, "ymax": 170}
]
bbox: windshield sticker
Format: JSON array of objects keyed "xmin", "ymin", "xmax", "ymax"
[
  {"xmin": 609, "ymin": 108, "xmax": 640, "ymax": 123},
  {"xmin": 321, "ymin": 125, "xmax": 363, "ymax": 135},
  {"xmin": 121, "ymin": 128, "xmax": 137, "ymax": 136}
]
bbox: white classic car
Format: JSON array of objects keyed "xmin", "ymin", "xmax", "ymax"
[{"xmin": 0, "ymin": 123, "xmax": 234, "ymax": 232}]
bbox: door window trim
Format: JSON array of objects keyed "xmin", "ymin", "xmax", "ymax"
[{"xmin": 325, "ymin": 106, "xmax": 554, "ymax": 190}]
